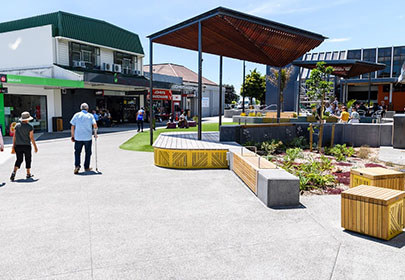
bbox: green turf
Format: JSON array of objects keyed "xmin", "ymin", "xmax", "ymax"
[{"xmin": 120, "ymin": 122, "xmax": 237, "ymax": 152}]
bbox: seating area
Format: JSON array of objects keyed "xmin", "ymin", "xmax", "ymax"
[{"xmin": 167, "ymin": 120, "xmax": 197, "ymax": 129}]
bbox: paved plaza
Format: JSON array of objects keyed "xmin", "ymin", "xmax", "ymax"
[{"xmin": 1, "ymin": 130, "xmax": 405, "ymax": 279}]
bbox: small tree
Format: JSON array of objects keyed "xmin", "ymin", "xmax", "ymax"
[
  {"xmin": 305, "ymin": 62, "xmax": 334, "ymax": 120},
  {"xmin": 241, "ymin": 69, "xmax": 266, "ymax": 105},
  {"xmin": 266, "ymin": 65, "xmax": 294, "ymax": 111},
  {"xmin": 224, "ymin": 84, "xmax": 239, "ymax": 104}
]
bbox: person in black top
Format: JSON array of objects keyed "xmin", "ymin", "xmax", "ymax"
[{"xmin": 10, "ymin": 112, "xmax": 38, "ymax": 181}]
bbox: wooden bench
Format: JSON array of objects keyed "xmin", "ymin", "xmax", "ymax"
[
  {"xmin": 229, "ymin": 150, "xmax": 299, "ymax": 207},
  {"xmin": 350, "ymin": 167, "xmax": 405, "ymax": 191}
]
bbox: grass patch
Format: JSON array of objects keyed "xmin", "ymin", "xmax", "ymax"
[{"xmin": 120, "ymin": 122, "xmax": 237, "ymax": 152}]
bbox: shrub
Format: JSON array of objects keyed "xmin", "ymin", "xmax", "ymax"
[
  {"xmin": 324, "ymin": 144, "xmax": 355, "ymax": 162},
  {"xmin": 284, "ymin": 148, "xmax": 304, "ymax": 163},
  {"xmin": 288, "ymin": 136, "xmax": 308, "ymax": 149},
  {"xmin": 261, "ymin": 139, "xmax": 284, "ymax": 155},
  {"xmin": 284, "ymin": 155, "xmax": 335, "ymax": 190},
  {"xmin": 358, "ymin": 145, "xmax": 371, "ymax": 159},
  {"xmin": 248, "ymin": 112, "xmax": 256, "ymax": 117}
]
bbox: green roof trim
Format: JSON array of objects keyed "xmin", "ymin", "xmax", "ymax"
[{"xmin": 0, "ymin": 11, "xmax": 144, "ymax": 55}]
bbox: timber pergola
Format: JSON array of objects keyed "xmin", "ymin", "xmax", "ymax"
[
  {"xmin": 147, "ymin": 6, "xmax": 326, "ymax": 143},
  {"xmin": 293, "ymin": 59, "xmax": 386, "ymax": 107}
]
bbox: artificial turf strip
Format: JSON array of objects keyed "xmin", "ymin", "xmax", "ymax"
[{"xmin": 120, "ymin": 122, "xmax": 237, "ymax": 152}]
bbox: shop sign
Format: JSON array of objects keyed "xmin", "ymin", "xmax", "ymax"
[
  {"xmin": 6, "ymin": 74, "xmax": 84, "ymax": 88},
  {"xmin": 202, "ymin": 97, "xmax": 210, "ymax": 108},
  {"xmin": 172, "ymin": 94, "xmax": 181, "ymax": 101},
  {"xmin": 147, "ymin": 89, "xmax": 172, "ymax": 100}
]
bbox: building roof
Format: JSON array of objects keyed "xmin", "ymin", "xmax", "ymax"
[
  {"xmin": 148, "ymin": 7, "xmax": 326, "ymax": 67},
  {"xmin": 143, "ymin": 63, "xmax": 218, "ymax": 86},
  {"xmin": 293, "ymin": 59, "xmax": 386, "ymax": 79},
  {"xmin": 0, "ymin": 11, "xmax": 144, "ymax": 55}
]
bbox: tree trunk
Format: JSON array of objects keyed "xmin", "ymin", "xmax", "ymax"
[{"xmin": 280, "ymin": 91, "xmax": 284, "ymax": 112}]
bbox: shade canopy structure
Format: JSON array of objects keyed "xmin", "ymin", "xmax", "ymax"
[
  {"xmin": 292, "ymin": 59, "xmax": 386, "ymax": 79},
  {"xmin": 147, "ymin": 7, "xmax": 326, "ymax": 143},
  {"xmin": 293, "ymin": 59, "xmax": 387, "ymax": 108},
  {"xmin": 148, "ymin": 7, "xmax": 326, "ymax": 67}
]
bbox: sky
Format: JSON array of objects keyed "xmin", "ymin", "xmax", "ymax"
[{"xmin": 2, "ymin": 0, "xmax": 405, "ymax": 94}]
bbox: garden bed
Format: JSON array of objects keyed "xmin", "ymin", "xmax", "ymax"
[{"xmin": 243, "ymin": 137, "xmax": 405, "ymax": 195}]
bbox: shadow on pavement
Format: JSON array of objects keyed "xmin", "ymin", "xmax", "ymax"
[
  {"xmin": 0, "ymin": 183, "xmax": 5, "ymax": 187},
  {"xmin": 343, "ymin": 229, "xmax": 405, "ymax": 249},
  {"xmin": 269, "ymin": 203, "xmax": 307, "ymax": 210},
  {"xmin": 76, "ymin": 171, "xmax": 103, "ymax": 176},
  {"xmin": 14, "ymin": 178, "xmax": 39, "ymax": 183}
]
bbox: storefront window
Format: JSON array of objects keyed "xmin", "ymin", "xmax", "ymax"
[
  {"xmin": 377, "ymin": 47, "xmax": 392, "ymax": 78},
  {"xmin": 392, "ymin": 46, "xmax": 405, "ymax": 78},
  {"xmin": 347, "ymin": 49, "xmax": 361, "ymax": 79},
  {"xmin": 362, "ymin": 49, "xmax": 377, "ymax": 79},
  {"xmin": 4, "ymin": 94, "xmax": 47, "ymax": 134}
]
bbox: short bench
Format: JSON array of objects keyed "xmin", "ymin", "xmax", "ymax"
[{"xmin": 341, "ymin": 185, "xmax": 405, "ymax": 240}]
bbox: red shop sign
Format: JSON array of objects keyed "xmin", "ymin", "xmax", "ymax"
[{"xmin": 147, "ymin": 89, "xmax": 172, "ymax": 100}]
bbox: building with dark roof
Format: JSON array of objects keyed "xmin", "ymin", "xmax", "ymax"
[{"xmin": 0, "ymin": 11, "xmax": 147, "ymax": 134}]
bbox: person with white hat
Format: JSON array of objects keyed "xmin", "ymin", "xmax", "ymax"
[
  {"xmin": 10, "ymin": 111, "xmax": 38, "ymax": 181},
  {"xmin": 70, "ymin": 103, "xmax": 98, "ymax": 174}
]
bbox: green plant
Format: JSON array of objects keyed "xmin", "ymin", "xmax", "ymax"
[
  {"xmin": 261, "ymin": 139, "xmax": 284, "ymax": 155},
  {"xmin": 295, "ymin": 156, "xmax": 335, "ymax": 190},
  {"xmin": 284, "ymin": 148, "xmax": 304, "ymax": 163},
  {"xmin": 324, "ymin": 144, "xmax": 355, "ymax": 162},
  {"xmin": 305, "ymin": 62, "xmax": 334, "ymax": 120},
  {"xmin": 192, "ymin": 116, "xmax": 198, "ymax": 122},
  {"xmin": 241, "ymin": 69, "xmax": 266, "ymax": 105},
  {"xmin": 288, "ymin": 136, "xmax": 308, "ymax": 149},
  {"xmin": 347, "ymin": 99, "xmax": 357, "ymax": 109}
]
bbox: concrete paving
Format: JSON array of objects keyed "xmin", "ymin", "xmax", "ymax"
[
  {"xmin": 0, "ymin": 131, "xmax": 405, "ymax": 279},
  {"xmin": 379, "ymin": 146, "xmax": 405, "ymax": 166}
]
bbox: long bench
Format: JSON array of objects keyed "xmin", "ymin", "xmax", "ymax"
[{"xmin": 229, "ymin": 150, "xmax": 300, "ymax": 208}]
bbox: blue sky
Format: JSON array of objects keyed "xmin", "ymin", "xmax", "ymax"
[{"xmin": 2, "ymin": 0, "xmax": 405, "ymax": 94}]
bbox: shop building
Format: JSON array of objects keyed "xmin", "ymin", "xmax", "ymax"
[
  {"xmin": 0, "ymin": 11, "xmax": 147, "ymax": 135},
  {"xmin": 144, "ymin": 63, "xmax": 225, "ymax": 118},
  {"xmin": 267, "ymin": 44, "xmax": 405, "ymax": 112}
]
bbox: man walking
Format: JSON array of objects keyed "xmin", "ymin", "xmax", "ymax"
[
  {"xmin": 136, "ymin": 107, "xmax": 145, "ymax": 132},
  {"xmin": 70, "ymin": 103, "xmax": 97, "ymax": 174}
]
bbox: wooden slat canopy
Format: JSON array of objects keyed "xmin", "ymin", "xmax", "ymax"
[
  {"xmin": 293, "ymin": 59, "xmax": 386, "ymax": 78},
  {"xmin": 148, "ymin": 7, "xmax": 326, "ymax": 67}
]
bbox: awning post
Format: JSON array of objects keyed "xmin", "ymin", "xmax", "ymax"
[
  {"xmin": 276, "ymin": 67, "xmax": 281, "ymax": 123},
  {"xmin": 242, "ymin": 61, "xmax": 246, "ymax": 113},
  {"xmin": 219, "ymin": 55, "xmax": 223, "ymax": 129},
  {"xmin": 149, "ymin": 39, "xmax": 154, "ymax": 145},
  {"xmin": 368, "ymin": 74, "xmax": 371, "ymax": 107},
  {"xmin": 198, "ymin": 21, "xmax": 203, "ymax": 140}
]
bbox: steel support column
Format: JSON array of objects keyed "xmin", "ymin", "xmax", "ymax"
[
  {"xmin": 149, "ymin": 39, "xmax": 154, "ymax": 145},
  {"xmin": 242, "ymin": 60, "xmax": 246, "ymax": 113},
  {"xmin": 219, "ymin": 55, "xmax": 223, "ymax": 128},
  {"xmin": 198, "ymin": 21, "xmax": 203, "ymax": 140},
  {"xmin": 276, "ymin": 67, "xmax": 281, "ymax": 123}
]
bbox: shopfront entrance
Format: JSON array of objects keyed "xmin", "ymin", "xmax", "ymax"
[
  {"xmin": 3, "ymin": 93, "xmax": 47, "ymax": 134},
  {"xmin": 148, "ymin": 89, "xmax": 183, "ymax": 120},
  {"xmin": 96, "ymin": 94, "xmax": 143, "ymax": 123}
]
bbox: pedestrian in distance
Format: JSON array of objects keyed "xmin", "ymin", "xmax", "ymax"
[
  {"xmin": 339, "ymin": 106, "xmax": 350, "ymax": 123},
  {"xmin": 10, "ymin": 112, "xmax": 38, "ymax": 181},
  {"xmin": 0, "ymin": 129, "xmax": 3, "ymax": 152},
  {"xmin": 70, "ymin": 103, "xmax": 98, "ymax": 174},
  {"xmin": 136, "ymin": 107, "xmax": 145, "ymax": 132}
]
